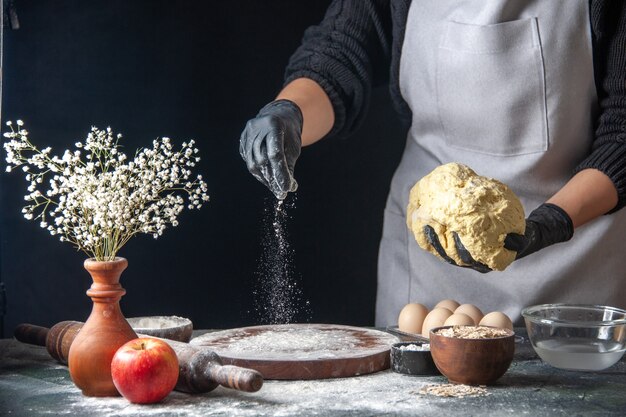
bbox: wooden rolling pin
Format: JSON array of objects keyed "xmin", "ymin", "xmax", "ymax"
[{"xmin": 14, "ymin": 321, "xmax": 263, "ymax": 394}]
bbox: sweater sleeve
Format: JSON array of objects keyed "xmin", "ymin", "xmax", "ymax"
[
  {"xmin": 575, "ymin": 1, "xmax": 626, "ymax": 212},
  {"xmin": 283, "ymin": 0, "xmax": 392, "ymax": 139}
]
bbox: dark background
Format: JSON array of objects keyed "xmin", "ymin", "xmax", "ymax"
[{"xmin": 0, "ymin": 0, "xmax": 406, "ymax": 337}]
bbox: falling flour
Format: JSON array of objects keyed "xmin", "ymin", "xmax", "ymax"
[{"xmin": 252, "ymin": 197, "xmax": 310, "ymax": 324}]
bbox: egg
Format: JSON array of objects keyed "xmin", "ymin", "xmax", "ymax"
[
  {"xmin": 435, "ymin": 299, "xmax": 460, "ymax": 312},
  {"xmin": 421, "ymin": 307, "xmax": 453, "ymax": 337},
  {"xmin": 444, "ymin": 312, "xmax": 475, "ymax": 326},
  {"xmin": 479, "ymin": 311, "xmax": 513, "ymax": 330},
  {"xmin": 454, "ymin": 304, "xmax": 484, "ymax": 325},
  {"xmin": 398, "ymin": 303, "xmax": 429, "ymax": 334}
]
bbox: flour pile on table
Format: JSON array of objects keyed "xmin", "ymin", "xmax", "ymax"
[{"xmin": 224, "ymin": 328, "xmax": 359, "ymax": 353}]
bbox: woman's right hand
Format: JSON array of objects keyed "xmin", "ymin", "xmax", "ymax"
[{"xmin": 239, "ymin": 99, "xmax": 303, "ymax": 200}]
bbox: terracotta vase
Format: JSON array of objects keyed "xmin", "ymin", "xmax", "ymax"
[{"xmin": 68, "ymin": 257, "xmax": 137, "ymax": 396}]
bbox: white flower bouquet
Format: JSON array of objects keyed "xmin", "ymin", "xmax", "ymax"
[{"xmin": 3, "ymin": 120, "xmax": 209, "ymax": 261}]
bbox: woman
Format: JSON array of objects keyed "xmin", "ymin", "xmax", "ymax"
[{"xmin": 239, "ymin": 0, "xmax": 626, "ymax": 325}]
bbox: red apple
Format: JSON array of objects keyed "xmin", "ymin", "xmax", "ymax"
[{"xmin": 111, "ymin": 337, "xmax": 179, "ymax": 404}]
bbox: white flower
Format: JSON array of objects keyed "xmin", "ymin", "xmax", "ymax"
[{"xmin": 2, "ymin": 121, "xmax": 210, "ymax": 261}]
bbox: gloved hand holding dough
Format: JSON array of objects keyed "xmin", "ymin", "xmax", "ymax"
[{"xmin": 406, "ymin": 163, "xmax": 525, "ymax": 271}]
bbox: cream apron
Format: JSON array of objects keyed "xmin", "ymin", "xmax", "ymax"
[{"xmin": 376, "ymin": 0, "xmax": 626, "ymax": 326}]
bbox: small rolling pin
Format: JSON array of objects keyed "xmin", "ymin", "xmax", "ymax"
[{"xmin": 14, "ymin": 321, "xmax": 263, "ymax": 394}]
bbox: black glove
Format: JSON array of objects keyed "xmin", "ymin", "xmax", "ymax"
[
  {"xmin": 423, "ymin": 226, "xmax": 492, "ymax": 273},
  {"xmin": 239, "ymin": 99, "xmax": 303, "ymax": 200},
  {"xmin": 424, "ymin": 203, "xmax": 574, "ymax": 272},
  {"xmin": 504, "ymin": 203, "xmax": 574, "ymax": 260}
]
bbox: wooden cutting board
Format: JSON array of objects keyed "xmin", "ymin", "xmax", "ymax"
[{"xmin": 190, "ymin": 323, "xmax": 399, "ymax": 380}]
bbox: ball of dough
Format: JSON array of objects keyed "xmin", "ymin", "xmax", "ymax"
[{"xmin": 406, "ymin": 163, "xmax": 525, "ymax": 271}]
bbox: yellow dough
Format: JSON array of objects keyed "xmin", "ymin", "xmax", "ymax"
[{"xmin": 406, "ymin": 163, "xmax": 525, "ymax": 271}]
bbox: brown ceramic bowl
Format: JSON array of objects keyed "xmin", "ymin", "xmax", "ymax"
[{"xmin": 429, "ymin": 325, "xmax": 515, "ymax": 385}]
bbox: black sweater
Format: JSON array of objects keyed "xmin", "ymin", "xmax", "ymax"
[{"xmin": 284, "ymin": 0, "xmax": 626, "ymax": 211}]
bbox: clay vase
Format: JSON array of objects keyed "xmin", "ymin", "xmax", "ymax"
[{"xmin": 68, "ymin": 257, "xmax": 138, "ymax": 396}]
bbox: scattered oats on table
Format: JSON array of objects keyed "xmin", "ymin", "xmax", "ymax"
[{"xmin": 418, "ymin": 383, "xmax": 489, "ymax": 398}]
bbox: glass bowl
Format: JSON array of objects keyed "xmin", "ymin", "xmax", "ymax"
[{"xmin": 521, "ymin": 304, "xmax": 626, "ymax": 371}]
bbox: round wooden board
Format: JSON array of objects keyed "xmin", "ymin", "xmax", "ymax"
[{"xmin": 190, "ymin": 323, "xmax": 399, "ymax": 380}]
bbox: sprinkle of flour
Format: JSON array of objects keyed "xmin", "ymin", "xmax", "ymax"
[
  {"xmin": 190, "ymin": 324, "xmax": 399, "ymax": 360},
  {"xmin": 418, "ymin": 383, "xmax": 490, "ymax": 398},
  {"xmin": 63, "ymin": 371, "xmax": 483, "ymax": 416},
  {"xmin": 190, "ymin": 323, "xmax": 398, "ymax": 361},
  {"xmin": 223, "ymin": 328, "xmax": 358, "ymax": 353},
  {"xmin": 253, "ymin": 197, "xmax": 310, "ymax": 324}
]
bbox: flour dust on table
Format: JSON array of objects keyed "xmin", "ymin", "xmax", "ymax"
[{"xmin": 252, "ymin": 196, "xmax": 310, "ymax": 324}]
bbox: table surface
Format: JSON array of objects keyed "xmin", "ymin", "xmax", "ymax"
[{"xmin": 1, "ymin": 328, "xmax": 625, "ymax": 417}]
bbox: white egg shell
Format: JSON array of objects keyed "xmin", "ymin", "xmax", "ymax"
[
  {"xmin": 434, "ymin": 299, "xmax": 460, "ymax": 312},
  {"xmin": 444, "ymin": 312, "xmax": 475, "ymax": 326},
  {"xmin": 479, "ymin": 311, "xmax": 513, "ymax": 330},
  {"xmin": 454, "ymin": 304, "xmax": 484, "ymax": 325},
  {"xmin": 398, "ymin": 303, "xmax": 429, "ymax": 334},
  {"xmin": 421, "ymin": 307, "xmax": 453, "ymax": 337}
]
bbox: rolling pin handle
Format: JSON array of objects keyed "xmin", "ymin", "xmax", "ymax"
[
  {"xmin": 173, "ymin": 347, "xmax": 263, "ymax": 393},
  {"xmin": 14, "ymin": 323, "xmax": 48, "ymax": 346},
  {"xmin": 14, "ymin": 321, "xmax": 83, "ymax": 364},
  {"xmin": 210, "ymin": 364, "xmax": 264, "ymax": 393}
]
